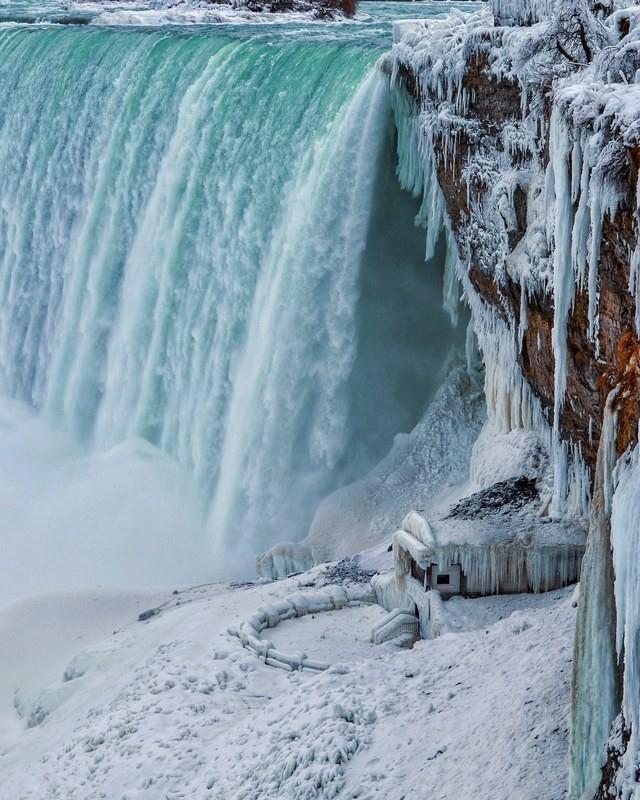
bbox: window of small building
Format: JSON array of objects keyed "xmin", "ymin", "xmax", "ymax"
[{"xmin": 436, "ymin": 574, "xmax": 450, "ymax": 585}]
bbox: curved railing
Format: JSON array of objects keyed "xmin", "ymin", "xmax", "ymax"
[{"xmin": 229, "ymin": 584, "xmax": 376, "ymax": 672}]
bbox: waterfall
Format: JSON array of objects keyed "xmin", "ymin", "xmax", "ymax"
[
  {"xmin": 207, "ymin": 72, "xmax": 391, "ymax": 562},
  {"xmin": 0, "ymin": 21, "xmax": 462, "ymax": 581}
]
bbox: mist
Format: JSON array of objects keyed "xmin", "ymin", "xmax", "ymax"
[{"xmin": 0, "ymin": 397, "xmax": 214, "ymax": 606}]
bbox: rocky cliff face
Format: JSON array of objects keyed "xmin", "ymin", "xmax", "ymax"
[
  {"xmin": 392, "ymin": 16, "xmax": 638, "ymax": 475},
  {"xmin": 385, "ymin": 3, "xmax": 640, "ymax": 796}
]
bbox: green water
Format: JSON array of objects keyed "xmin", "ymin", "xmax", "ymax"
[{"xmin": 0, "ymin": 1, "xmax": 476, "ymax": 561}]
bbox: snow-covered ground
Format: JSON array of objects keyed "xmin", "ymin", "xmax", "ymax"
[
  {"xmin": 268, "ymin": 603, "xmax": 387, "ymax": 664},
  {"xmin": 0, "ymin": 569, "xmax": 576, "ymax": 800}
]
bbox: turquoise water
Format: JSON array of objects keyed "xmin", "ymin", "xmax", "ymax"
[{"xmin": 0, "ymin": 1, "xmax": 476, "ymax": 567}]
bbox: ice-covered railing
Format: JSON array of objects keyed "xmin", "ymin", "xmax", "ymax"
[
  {"xmin": 370, "ymin": 608, "xmax": 419, "ymax": 644},
  {"xmin": 229, "ymin": 584, "xmax": 375, "ymax": 672},
  {"xmin": 372, "ymin": 571, "xmax": 407, "ymax": 611}
]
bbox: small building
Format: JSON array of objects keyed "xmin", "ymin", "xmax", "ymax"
[{"xmin": 385, "ymin": 509, "xmax": 586, "ymax": 639}]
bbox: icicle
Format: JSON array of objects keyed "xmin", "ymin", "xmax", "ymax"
[
  {"xmin": 518, "ymin": 276, "xmax": 528, "ymax": 350},
  {"xmin": 588, "ymin": 187, "xmax": 603, "ymax": 350},
  {"xmin": 571, "ymin": 133, "xmax": 591, "ymax": 290},
  {"xmin": 442, "ymin": 241, "xmax": 460, "ymax": 326},
  {"xmin": 569, "ymin": 396, "xmax": 621, "ymax": 799},
  {"xmin": 611, "ymin": 437, "xmax": 640, "ymax": 784},
  {"xmin": 465, "ymin": 319, "xmax": 482, "ymax": 385},
  {"xmin": 628, "ymin": 174, "xmax": 640, "ymax": 337},
  {"xmin": 429, "ymin": 542, "xmax": 583, "ymax": 596},
  {"xmin": 549, "ymin": 110, "xmax": 576, "ymax": 516}
]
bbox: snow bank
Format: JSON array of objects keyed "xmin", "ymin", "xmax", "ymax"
[
  {"xmin": 470, "ymin": 421, "xmax": 551, "ymax": 492},
  {"xmin": 0, "ymin": 570, "xmax": 578, "ymax": 800}
]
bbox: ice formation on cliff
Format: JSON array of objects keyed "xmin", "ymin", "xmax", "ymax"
[
  {"xmin": 384, "ymin": 0, "xmax": 640, "ymax": 526},
  {"xmin": 384, "ymin": 51, "xmax": 586, "ymax": 520},
  {"xmin": 570, "ymin": 399, "xmax": 620, "ymax": 799},
  {"xmin": 610, "ymin": 443, "xmax": 640, "ymax": 796}
]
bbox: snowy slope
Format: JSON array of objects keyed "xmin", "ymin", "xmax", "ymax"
[{"xmin": 0, "ymin": 572, "xmax": 576, "ymax": 800}]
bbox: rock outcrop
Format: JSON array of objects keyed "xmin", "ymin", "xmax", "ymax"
[
  {"xmin": 390, "ymin": 10, "xmax": 638, "ymax": 475},
  {"xmin": 213, "ymin": 0, "xmax": 356, "ymax": 17}
]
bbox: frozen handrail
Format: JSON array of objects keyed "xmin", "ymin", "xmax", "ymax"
[
  {"xmin": 371, "ymin": 608, "xmax": 419, "ymax": 645},
  {"xmin": 229, "ymin": 584, "xmax": 376, "ymax": 672}
]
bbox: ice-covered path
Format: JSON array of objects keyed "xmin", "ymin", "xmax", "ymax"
[{"xmin": 0, "ymin": 572, "xmax": 576, "ymax": 800}]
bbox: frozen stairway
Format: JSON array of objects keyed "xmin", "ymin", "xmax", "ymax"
[{"xmin": 370, "ymin": 608, "xmax": 420, "ymax": 645}]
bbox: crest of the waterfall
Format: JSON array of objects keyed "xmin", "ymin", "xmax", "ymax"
[{"xmin": 208, "ymin": 71, "xmax": 392, "ymax": 563}]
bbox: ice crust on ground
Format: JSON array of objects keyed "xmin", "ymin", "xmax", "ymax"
[{"xmin": 0, "ymin": 571, "xmax": 576, "ymax": 800}]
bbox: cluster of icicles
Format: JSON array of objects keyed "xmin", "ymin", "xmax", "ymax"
[{"xmin": 387, "ymin": 74, "xmax": 594, "ymax": 521}]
